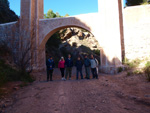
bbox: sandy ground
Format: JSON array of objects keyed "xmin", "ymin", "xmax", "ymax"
[{"xmin": 1, "ymin": 67, "xmax": 150, "ymax": 113}]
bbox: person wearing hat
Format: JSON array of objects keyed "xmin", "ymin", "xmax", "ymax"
[
  {"xmin": 58, "ymin": 57, "xmax": 65, "ymax": 80},
  {"xmin": 46, "ymin": 56, "xmax": 55, "ymax": 81}
]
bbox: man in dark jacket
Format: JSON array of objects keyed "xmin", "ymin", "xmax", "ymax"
[
  {"xmin": 75, "ymin": 57, "xmax": 83, "ymax": 80},
  {"xmin": 65, "ymin": 54, "xmax": 73, "ymax": 80},
  {"xmin": 84, "ymin": 55, "xmax": 91, "ymax": 79},
  {"xmin": 46, "ymin": 56, "xmax": 55, "ymax": 81}
]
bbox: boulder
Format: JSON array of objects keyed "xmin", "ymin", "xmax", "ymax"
[{"xmin": 63, "ymin": 28, "xmax": 72, "ymax": 40}]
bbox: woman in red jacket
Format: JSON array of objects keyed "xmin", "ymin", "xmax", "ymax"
[{"xmin": 58, "ymin": 57, "xmax": 65, "ymax": 80}]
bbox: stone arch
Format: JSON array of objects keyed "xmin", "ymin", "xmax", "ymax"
[
  {"xmin": 38, "ymin": 15, "xmax": 99, "ymax": 49},
  {"xmin": 37, "ymin": 19, "xmax": 101, "ymax": 71},
  {"xmin": 42, "ymin": 25, "xmax": 94, "ymax": 47},
  {"xmin": 19, "ymin": 0, "xmax": 124, "ymax": 74},
  {"xmin": 39, "ymin": 23, "xmax": 97, "ymax": 50}
]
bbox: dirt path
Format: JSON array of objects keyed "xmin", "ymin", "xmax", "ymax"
[{"xmin": 3, "ymin": 68, "xmax": 150, "ymax": 113}]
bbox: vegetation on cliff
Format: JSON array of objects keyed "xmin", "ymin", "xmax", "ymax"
[
  {"xmin": 44, "ymin": 9, "xmax": 69, "ymax": 19},
  {"xmin": 0, "ymin": 1, "xmax": 34, "ymax": 97},
  {"xmin": 0, "ymin": 0, "xmax": 18, "ymax": 24},
  {"xmin": 126, "ymin": 0, "xmax": 150, "ymax": 6}
]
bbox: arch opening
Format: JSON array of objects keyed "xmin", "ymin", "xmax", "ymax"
[
  {"xmin": 39, "ymin": 22, "xmax": 93, "ymax": 50},
  {"xmin": 44, "ymin": 26, "xmax": 101, "ymax": 68}
]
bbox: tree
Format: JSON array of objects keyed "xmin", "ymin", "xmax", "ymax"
[
  {"xmin": 0, "ymin": 0, "xmax": 9, "ymax": 8},
  {"xmin": 0, "ymin": 0, "xmax": 18, "ymax": 24},
  {"xmin": 126, "ymin": 0, "xmax": 148, "ymax": 6},
  {"xmin": 45, "ymin": 9, "xmax": 56, "ymax": 18},
  {"xmin": 64, "ymin": 14, "xmax": 69, "ymax": 17},
  {"xmin": 44, "ymin": 9, "xmax": 70, "ymax": 19},
  {"xmin": 56, "ymin": 12, "xmax": 61, "ymax": 18}
]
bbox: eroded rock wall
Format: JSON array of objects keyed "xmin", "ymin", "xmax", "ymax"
[{"xmin": 124, "ymin": 5, "xmax": 150, "ymax": 61}]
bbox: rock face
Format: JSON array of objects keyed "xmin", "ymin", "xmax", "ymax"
[
  {"xmin": 59, "ymin": 27, "xmax": 100, "ymax": 50},
  {"xmin": 46, "ymin": 27, "xmax": 101, "ymax": 64},
  {"xmin": 124, "ymin": 5, "xmax": 150, "ymax": 68},
  {"xmin": 58, "ymin": 28, "xmax": 100, "ymax": 62}
]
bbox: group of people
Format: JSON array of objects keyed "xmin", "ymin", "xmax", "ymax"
[{"xmin": 46, "ymin": 54, "xmax": 99, "ymax": 81}]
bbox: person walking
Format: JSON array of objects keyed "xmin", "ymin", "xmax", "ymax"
[
  {"xmin": 58, "ymin": 57, "xmax": 65, "ymax": 80},
  {"xmin": 65, "ymin": 54, "xmax": 73, "ymax": 80},
  {"xmin": 46, "ymin": 56, "xmax": 55, "ymax": 81},
  {"xmin": 84, "ymin": 55, "xmax": 91, "ymax": 79},
  {"xmin": 90, "ymin": 55, "xmax": 98, "ymax": 79},
  {"xmin": 75, "ymin": 57, "xmax": 83, "ymax": 80}
]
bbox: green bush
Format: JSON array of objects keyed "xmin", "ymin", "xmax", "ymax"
[
  {"xmin": 123, "ymin": 58, "xmax": 141, "ymax": 69},
  {"xmin": 144, "ymin": 61, "xmax": 150, "ymax": 82},
  {"xmin": 124, "ymin": 58, "xmax": 143, "ymax": 76},
  {"xmin": 0, "ymin": 59, "xmax": 18, "ymax": 87},
  {"xmin": 93, "ymin": 49, "xmax": 100, "ymax": 56},
  {"xmin": 133, "ymin": 70, "xmax": 142, "ymax": 75},
  {"xmin": 118, "ymin": 67, "xmax": 123, "ymax": 73},
  {"xmin": 0, "ymin": 59, "xmax": 34, "ymax": 87},
  {"xmin": 127, "ymin": 71, "xmax": 132, "ymax": 76}
]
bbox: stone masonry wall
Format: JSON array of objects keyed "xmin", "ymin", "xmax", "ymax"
[
  {"xmin": 123, "ymin": 5, "xmax": 150, "ymax": 61},
  {"xmin": 0, "ymin": 22, "xmax": 19, "ymax": 52}
]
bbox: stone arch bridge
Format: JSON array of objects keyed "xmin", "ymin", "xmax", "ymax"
[{"xmin": 0, "ymin": 0, "xmax": 125, "ymax": 74}]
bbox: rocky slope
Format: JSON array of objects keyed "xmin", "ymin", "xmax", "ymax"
[
  {"xmin": 46, "ymin": 27, "xmax": 100, "ymax": 64},
  {"xmin": 59, "ymin": 27, "xmax": 100, "ymax": 50}
]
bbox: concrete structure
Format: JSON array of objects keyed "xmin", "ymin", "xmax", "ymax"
[
  {"xmin": 1, "ymin": 0, "xmax": 149, "ymax": 74},
  {"xmin": 21, "ymin": 0, "xmax": 124, "ymax": 74}
]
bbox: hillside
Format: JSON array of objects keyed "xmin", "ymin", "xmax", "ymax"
[{"xmin": 0, "ymin": 0, "xmax": 18, "ymax": 24}]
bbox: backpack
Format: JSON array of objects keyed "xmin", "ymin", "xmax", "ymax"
[{"xmin": 94, "ymin": 58, "xmax": 98, "ymax": 66}]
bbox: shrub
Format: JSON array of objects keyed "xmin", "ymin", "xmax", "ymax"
[
  {"xmin": 118, "ymin": 67, "xmax": 123, "ymax": 73},
  {"xmin": 93, "ymin": 49, "xmax": 100, "ymax": 56},
  {"xmin": 123, "ymin": 58, "xmax": 143, "ymax": 76},
  {"xmin": 144, "ymin": 61, "xmax": 150, "ymax": 82},
  {"xmin": 123, "ymin": 58, "xmax": 141, "ymax": 69},
  {"xmin": 126, "ymin": 70, "xmax": 142, "ymax": 76},
  {"xmin": 0, "ymin": 40, "xmax": 11, "ymax": 56},
  {"xmin": 0, "ymin": 59, "xmax": 34, "ymax": 87},
  {"xmin": 133, "ymin": 70, "xmax": 143, "ymax": 75},
  {"xmin": 0, "ymin": 59, "xmax": 19, "ymax": 87},
  {"xmin": 127, "ymin": 71, "xmax": 132, "ymax": 76}
]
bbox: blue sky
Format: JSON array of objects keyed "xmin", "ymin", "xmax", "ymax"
[{"xmin": 8, "ymin": 0, "xmax": 126, "ymax": 16}]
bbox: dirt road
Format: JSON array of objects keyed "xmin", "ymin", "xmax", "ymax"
[{"xmin": 3, "ymin": 68, "xmax": 150, "ymax": 113}]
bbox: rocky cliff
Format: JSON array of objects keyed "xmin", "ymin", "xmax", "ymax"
[{"xmin": 46, "ymin": 27, "xmax": 100, "ymax": 65}]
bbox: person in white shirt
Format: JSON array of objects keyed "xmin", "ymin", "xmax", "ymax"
[{"xmin": 90, "ymin": 54, "xmax": 98, "ymax": 79}]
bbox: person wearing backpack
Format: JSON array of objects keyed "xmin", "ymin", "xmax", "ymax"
[
  {"xmin": 90, "ymin": 54, "xmax": 98, "ymax": 79},
  {"xmin": 84, "ymin": 55, "xmax": 91, "ymax": 79},
  {"xmin": 75, "ymin": 56, "xmax": 83, "ymax": 80},
  {"xmin": 46, "ymin": 56, "xmax": 55, "ymax": 81}
]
